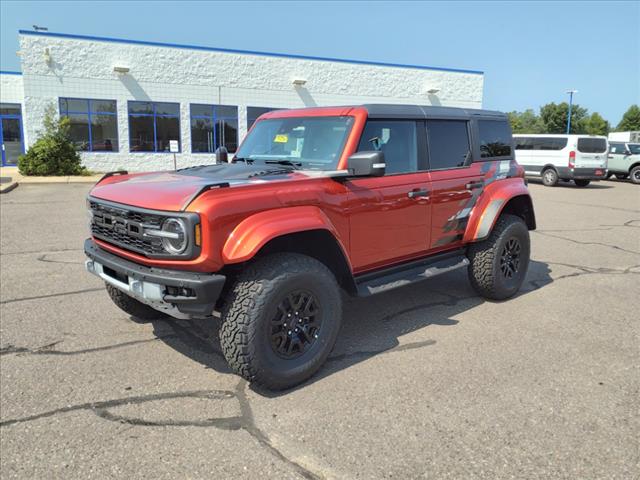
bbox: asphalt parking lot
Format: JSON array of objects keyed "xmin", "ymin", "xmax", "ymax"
[{"xmin": 1, "ymin": 180, "xmax": 638, "ymax": 479}]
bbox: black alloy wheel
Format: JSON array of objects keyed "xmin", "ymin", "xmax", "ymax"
[
  {"xmin": 270, "ymin": 290, "xmax": 322, "ymax": 359},
  {"xmin": 499, "ymin": 238, "xmax": 521, "ymax": 279}
]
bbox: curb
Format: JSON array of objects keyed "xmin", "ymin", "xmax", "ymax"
[{"xmin": 0, "ymin": 182, "xmax": 19, "ymax": 194}]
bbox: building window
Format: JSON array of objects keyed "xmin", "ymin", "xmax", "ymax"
[
  {"xmin": 247, "ymin": 106, "xmax": 281, "ymax": 130},
  {"xmin": 128, "ymin": 101, "xmax": 180, "ymax": 152},
  {"xmin": 59, "ymin": 98, "xmax": 118, "ymax": 152},
  {"xmin": 190, "ymin": 104, "xmax": 238, "ymax": 153}
]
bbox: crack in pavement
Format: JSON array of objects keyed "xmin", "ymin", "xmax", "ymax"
[
  {"xmin": 0, "ymin": 287, "xmax": 103, "ymax": 305},
  {"xmin": 0, "ymin": 381, "xmax": 323, "ymax": 480},
  {"xmin": 37, "ymin": 253, "xmax": 83, "ymax": 265},
  {"xmin": 532, "ymin": 230, "xmax": 640, "ymax": 255},
  {"xmin": 0, "ymin": 247, "xmax": 83, "ymax": 257},
  {"xmin": 0, "ymin": 335, "xmax": 177, "ymax": 357}
]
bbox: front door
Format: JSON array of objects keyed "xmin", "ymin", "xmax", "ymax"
[
  {"xmin": 347, "ymin": 119, "xmax": 432, "ymax": 273},
  {"xmin": 0, "ymin": 104, "xmax": 24, "ymax": 166}
]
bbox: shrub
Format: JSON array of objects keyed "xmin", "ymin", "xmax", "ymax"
[{"xmin": 18, "ymin": 104, "xmax": 86, "ymax": 176}]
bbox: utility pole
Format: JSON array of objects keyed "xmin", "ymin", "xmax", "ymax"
[{"xmin": 566, "ymin": 90, "xmax": 578, "ymax": 134}]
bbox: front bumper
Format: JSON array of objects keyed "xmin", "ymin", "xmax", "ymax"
[
  {"xmin": 558, "ymin": 167, "xmax": 607, "ymax": 181},
  {"xmin": 84, "ymin": 239, "xmax": 225, "ymax": 319}
]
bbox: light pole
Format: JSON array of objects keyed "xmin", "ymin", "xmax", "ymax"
[{"xmin": 566, "ymin": 89, "xmax": 578, "ymax": 134}]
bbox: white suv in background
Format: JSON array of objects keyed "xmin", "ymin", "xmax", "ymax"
[{"xmin": 513, "ymin": 134, "xmax": 608, "ymax": 187}]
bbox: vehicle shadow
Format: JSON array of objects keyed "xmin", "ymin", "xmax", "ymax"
[
  {"xmin": 527, "ymin": 179, "xmax": 614, "ymax": 189},
  {"xmin": 148, "ymin": 260, "xmax": 553, "ymax": 395}
]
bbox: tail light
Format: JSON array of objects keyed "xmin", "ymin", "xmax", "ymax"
[{"xmin": 569, "ymin": 151, "xmax": 576, "ymax": 169}]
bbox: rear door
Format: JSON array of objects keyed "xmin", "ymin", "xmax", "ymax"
[
  {"xmin": 346, "ymin": 119, "xmax": 432, "ymax": 272},
  {"xmin": 426, "ymin": 118, "xmax": 485, "ymax": 250},
  {"xmin": 576, "ymin": 137, "xmax": 608, "ymax": 169}
]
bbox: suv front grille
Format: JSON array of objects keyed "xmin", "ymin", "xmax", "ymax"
[{"xmin": 89, "ymin": 200, "xmax": 166, "ymax": 256}]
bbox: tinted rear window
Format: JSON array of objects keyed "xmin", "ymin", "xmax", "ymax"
[
  {"xmin": 577, "ymin": 138, "xmax": 607, "ymax": 153},
  {"xmin": 478, "ymin": 120, "xmax": 512, "ymax": 158},
  {"xmin": 514, "ymin": 137, "xmax": 567, "ymax": 151}
]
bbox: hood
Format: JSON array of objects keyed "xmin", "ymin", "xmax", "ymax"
[{"xmin": 90, "ymin": 163, "xmax": 304, "ymax": 211}]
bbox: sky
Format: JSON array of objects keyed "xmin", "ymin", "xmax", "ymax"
[{"xmin": 1, "ymin": 1, "xmax": 638, "ymax": 125}]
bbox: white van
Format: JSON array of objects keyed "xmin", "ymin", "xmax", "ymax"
[{"xmin": 513, "ymin": 134, "xmax": 608, "ymax": 187}]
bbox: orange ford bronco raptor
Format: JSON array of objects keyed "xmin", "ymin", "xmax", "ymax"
[{"xmin": 85, "ymin": 105, "xmax": 536, "ymax": 389}]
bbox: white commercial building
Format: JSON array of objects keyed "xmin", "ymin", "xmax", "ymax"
[{"xmin": 0, "ymin": 30, "xmax": 484, "ymax": 171}]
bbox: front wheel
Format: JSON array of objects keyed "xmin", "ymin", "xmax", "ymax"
[
  {"xmin": 574, "ymin": 179, "xmax": 591, "ymax": 187},
  {"xmin": 467, "ymin": 214, "xmax": 530, "ymax": 301},
  {"xmin": 630, "ymin": 166, "xmax": 640, "ymax": 185},
  {"xmin": 220, "ymin": 253, "xmax": 342, "ymax": 390}
]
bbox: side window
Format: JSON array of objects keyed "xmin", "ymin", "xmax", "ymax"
[
  {"xmin": 478, "ymin": 120, "xmax": 512, "ymax": 158},
  {"xmin": 426, "ymin": 120, "xmax": 470, "ymax": 169},
  {"xmin": 357, "ymin": 120, "xmax": 418, "ymax": 174},
  {"xmin": 609, "ymin": 143, "xmax": 624, "ymax": 154},
  {"xmin": 514, "ymin": 137, "xmax": 533, "ymax": 150}
]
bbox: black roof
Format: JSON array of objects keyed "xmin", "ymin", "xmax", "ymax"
[{"xmin": 361, "ymin": 104, "xmax": 506, "ymax": 120}]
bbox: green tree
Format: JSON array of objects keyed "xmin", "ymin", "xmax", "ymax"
[
  {"xmin": 507, "ymin": 109, "xmax": 544, "ymax": 133},
  {"xmin": 539, "ymin": 102, "xmax": 588, "ymax": 134},
  {"xmin": 18, "ymin": 103, "xmax": 86, "ymax": 176},
  {"xmin": 584, "ymin": 112, "xmax": 610, "ymax": 136},
  {"xmin": 616, "ymin": 105, "xmax": 640, "ymax": 131}
]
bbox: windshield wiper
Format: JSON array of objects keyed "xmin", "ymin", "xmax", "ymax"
[
  {"xmin": 231, "ymin": 157, "xmax": 253, "ymax": 164},
  {"xmin": 264, "ymin": 160, "xmax": 302, "ymax": 169}
]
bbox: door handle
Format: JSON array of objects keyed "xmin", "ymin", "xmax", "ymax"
[
  {"xmin": 408, "ymin": 189, "xmax": 429, "ymax": 198},
  {"xmin": 465, "ymin": 181, "xmax": 483, "ymax": 190}
]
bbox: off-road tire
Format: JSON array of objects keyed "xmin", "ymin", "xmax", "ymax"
[
  {"xmin": 615, "ymin": 173, "xmax": 628, "ymax": 180},
  {"xmin": 630, "ymin": 166, "xmax": 640, "ymax": 185},
  {"xmin": 105, "ymin": 283, "xmax": 166, "ymax": 320},
  {"xmin": 574, "ymin": 179, "xmax": 590, "ymax": 187},
  {"xmin": 220, "ymin": 253, "xmax": 342, "ymax": 390},
  {"xmin": 467, "ymin": 214, "xmax": 530, "ymax": 301},
  {"xmin": 541, "ymin": 168, "xmax": 559, "ymax": 187}
]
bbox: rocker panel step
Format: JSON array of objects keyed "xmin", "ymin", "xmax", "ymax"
[{"xmin": 355, "ymin": 253, "xmax": 469, "ymax": 297}]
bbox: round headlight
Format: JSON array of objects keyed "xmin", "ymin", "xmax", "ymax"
[{"xmin": 161, "ymin": 218, "xmax": 187, "ymax": 254}]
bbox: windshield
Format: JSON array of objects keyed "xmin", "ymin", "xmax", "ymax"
[
  {"xmin": 235, "ymin": 116, "xmax": 354, "ymax": 170},
  {"xmin": 628, "ymin": 143, "xmax": 640, "ymax": 155}
]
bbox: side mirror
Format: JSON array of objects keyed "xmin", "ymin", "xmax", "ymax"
[
  {"xmin": 215, "ymin": 146, "xmax": 229, "ymax": 163},
  {"xmin": 347, "ymin": 151, "xmax": 386, "ymax": 177}
]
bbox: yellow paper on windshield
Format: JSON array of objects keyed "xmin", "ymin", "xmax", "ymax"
[{"xmin": 274, "ymin": 134, "xmax": 288, "ymax": 143}]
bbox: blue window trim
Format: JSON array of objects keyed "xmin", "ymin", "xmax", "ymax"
[
  {"xmin": 0, "ymin": 102, "xmax": 25, "ymax": 166},
  {"xmin": 18, "ymin": 30, "xmax": 483, "ymax": 75},
  {"xmin": 189, "ymin": 103, "xmax": 238, "ymax": 154},
  {"xmin": 0, "ymin": 70, "xmax": 22, "ymax": 76},
  {"xmin": 128, "ymin": 101, "xmax": 181, "ymax": 153},
  {"xmin": 59, "ymin": 97, "xmax": 119, "ymax": 153}
]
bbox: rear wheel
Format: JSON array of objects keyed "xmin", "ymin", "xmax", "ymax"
[
  {"xmin": 220, "ymin": 253, "xmax": 342, "ymax": 390},
  {"xmin": 574, "ymin": 179, "xmax": 591, "ymax": 187},
  {"xmin": 467, "ymin": 214, "xmax": 530, "ymax": 301},
  {"xmin": 541, "ymin": 168, "xmax": 559, "ymax": 187},
  {"xmin": 630, "ymin": 166, "xmax": 640, "ymax": 185},
  {"xmin": 106, "ymin": 284, "xmax": 166, "ymax": 320},
  {"xmin": 615, "ymin": 173, "xmax": 628, "ymax": 180}
]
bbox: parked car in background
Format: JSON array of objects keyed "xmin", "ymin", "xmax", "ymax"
[
  {"xmin": 513, "ymin": 134, "xmax": 608, "ymax": 187},
  {"xmin": 607, "ymin": 141, "xmax": 640, "ymax": 184}
]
